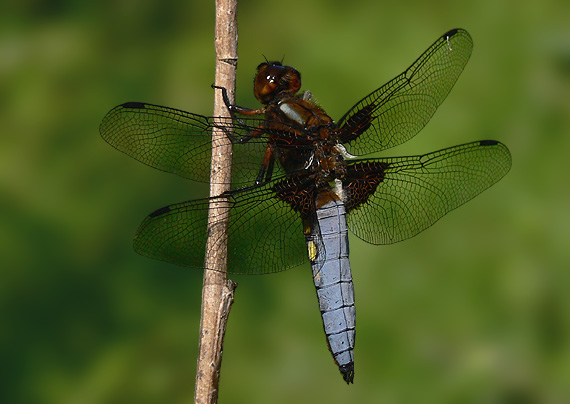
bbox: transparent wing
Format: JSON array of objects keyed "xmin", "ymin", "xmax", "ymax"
[
  {"xmin": 345, "ymin": 140, "xmax": 511, "ymax": 244},
  {"xmin": 100, "ymin": 102, "xmax": 283, "ymax": 186},
  {"xmin": 338, "ymin": 29, "xmax": 473, "ymax": 155},
  {"xmin": 133, "ymin": 180, "xmax": 308, "ymax": 274}
]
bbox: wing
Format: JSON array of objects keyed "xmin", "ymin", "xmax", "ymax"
[
  {"xmin": 344, "ymin": 140, "xmax": 511, "ymax": 244},
  {"xmin": 133, "ymin": 180, "xmax": 308, "ymax": 274},
  {"xmin": 337, "ymin": 29, "xmax": 473, "ymax": 155},
  {"xmin": 100, "ymin": 102, "xmax": 287, "ymax": 186}
]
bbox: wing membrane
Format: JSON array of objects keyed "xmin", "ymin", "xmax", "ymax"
[
  {"xmin": 346, "ymin": 140, "xmax": 512, "ymax": 244},
  {"xmin": 338, "ymin": 29, "xmax": 473, "ymax": 155},
  {"xmin": 100, "ymin": 102, "xmax": 284, "ymax": 186},
  {"xmin": 133, "ymin": 181, "xmax": 308, "ymax": 274}
]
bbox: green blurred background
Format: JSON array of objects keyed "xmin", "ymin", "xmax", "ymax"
[{"xmin": 2, "ymin": 0, "xmax": 569, "ymax": 403}]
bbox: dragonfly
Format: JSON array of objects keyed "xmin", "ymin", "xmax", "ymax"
[{"xmin": 100, "ymin": 28, "xmax": 511, "ymax": 384}]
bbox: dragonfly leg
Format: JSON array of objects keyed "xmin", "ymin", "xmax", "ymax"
[
  {"xmin": 212, "ymin": 85, "xmax": 266, "ymax": 116},
  {"xmin": 254, "ymin": 144, "xmax": 276, "ymax": 185},
  {"xmin": 264, "ymin": 153, "xmax": 276, "ymax": 183}
]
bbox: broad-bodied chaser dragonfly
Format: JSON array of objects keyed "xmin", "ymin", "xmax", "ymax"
[{"xmin": 100, "ymin": 29, "xmax": 511, "ymax": 383}]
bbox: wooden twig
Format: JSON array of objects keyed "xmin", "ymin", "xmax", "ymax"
[{"xmin": 194, "ymin": 1, "xmax": 239, "ymax": 403}]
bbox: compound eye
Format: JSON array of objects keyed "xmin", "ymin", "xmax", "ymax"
[
  {"xmin": 260, "ymin": 80, "xmax": 277, "ymax": 95},
  {"xmin": 254, "ymin": 62, "xmax": 295, "ymax": 103}
]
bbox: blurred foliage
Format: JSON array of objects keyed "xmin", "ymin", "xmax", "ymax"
[{"xmin": 1, "ymin": 0, "xmax": 570, "ymax": 403}]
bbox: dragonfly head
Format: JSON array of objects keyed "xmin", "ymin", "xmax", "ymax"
[{"xmin": 254, "ymin": 61, "xmax": 301, "ymax": 104}]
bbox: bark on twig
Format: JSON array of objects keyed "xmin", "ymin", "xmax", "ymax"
[{"xmin": 194, "ymin": 1, "xmax": 239, "ymax": 403}]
